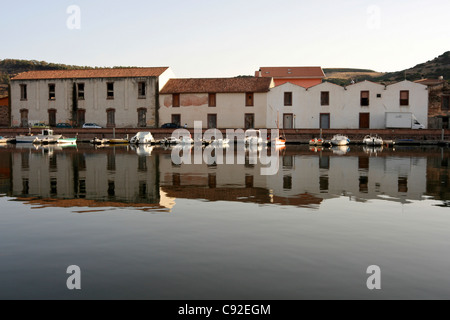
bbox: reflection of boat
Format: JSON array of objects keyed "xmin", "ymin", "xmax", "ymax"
[
  {"xmin": 363, "ymin": 145, "xmax": 384, "ymax": 154},
  {"xmin": 133, "ymin": 145, "xmax": 154, "ymax": 156},
  {"xmin": 16, "ymin": 129, "xmax": 62, "ymax": 144},
  {"xmin": 130, "ymin": 132, "xmax": 155, "ymax": 145},
  {"xmin": 363, "ymin": 135, "xmax": 383, "ymax": 146},
  {"xmin": 331, "ymin": 146, "xmax": 350, "ymax": 155},
  {"xmin": 331, "ymin": 134, "xmax": 350, "ymax": 146},
  {"xmin": 58, "ymin": 137, "xmax": 77, "ymax": 146},
  {"xmin": 309, "ymin": 146, "xmax": 324, "ymax": 152}
]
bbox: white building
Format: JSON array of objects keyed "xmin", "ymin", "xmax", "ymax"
[
  {"xmin": 267, "ymin": 80, "xmax": 429, "ymax": 129},
  {"xmin": 10, "ymin": 67, "xmax": 174, "ymax": 128},
  {"xmin": 159, "ymin": 78, "xmax": 274, "ymax": 129}
]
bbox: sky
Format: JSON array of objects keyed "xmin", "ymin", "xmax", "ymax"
[{"xmin": 0, "ymin": 0, "xmax": 449, "ymax": 78}]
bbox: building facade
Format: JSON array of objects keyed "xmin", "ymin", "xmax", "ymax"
[
  {"xmin": 10, "ymin": 67, "xmax": 174, "ymax": 128},
  {"xmin": 159, "ymin": 78, "xmax": 274, "ymax": 129},
  {"xmin": 268, "ymin": 80, "xmax": 429, "ymax": 129}
]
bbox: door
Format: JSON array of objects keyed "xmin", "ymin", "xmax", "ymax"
[
  {"xmin": 245, "ymin": 114, "xmax": 254, "ymax": 129},
  {"xmin": 359, "ymin": 113, "xmax": 370, "ymax": 129},
  {"xmin": 77, "ymin": 109, "xmax": 85, "ymax": 127},
  {"xmin": 283, "ymin": 114, "xmax": 293, "ymax": 129},
  {"xmin": 106, "ymin": 109, "xmax": 115, "ymax": 128},
  {"xmin": 48, "ymin": 109, "xmax": 57, "ymax": 127},
  {"xmin": 207, "ymin": 114, "xmax": 217, "ymax": 129},
  {"xmin": 320, "ymin": 113, "xmax": 330, "ymax": 129},
  {"xmin": 138, "ymin": 108, "xmax": 147, "ymax": 127},
  {"xmin": 20, "ymin": 109, "xmax": 29, "ymax": 128},
  {"xmin": 171, "ymin": 114, "xmax": 181, "ymax": 127}
]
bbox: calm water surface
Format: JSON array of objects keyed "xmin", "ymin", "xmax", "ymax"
[{"xmin": 0, "ymin": 144, "xmax": 449, "ymax": 299}]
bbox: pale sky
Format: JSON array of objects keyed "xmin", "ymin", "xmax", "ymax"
[{"xmin": 1, "ymin": 0, "xmax": 449, "ymax": 78}]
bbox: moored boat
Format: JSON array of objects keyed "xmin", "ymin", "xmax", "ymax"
[
  {"xmin": 363, "ymin": 135, "xmax": 383, "ymax": 146},
  {"xmin": 16, "ymin": 129, "xmax": 62, "ymax": 144},
  {"xmin": 130, "ymin": 132, "xmax": 155, "ymax": 145},
  {"xmin": 330, "ymin": 134, "xmax": 350, "ymax": 146},
  {"xmin": 309, "ymin": 138, "xmax": 324, "ymax": 146}
]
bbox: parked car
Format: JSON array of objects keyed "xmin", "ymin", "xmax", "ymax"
[
  {"xmin": 82, "ymin": 123, "xmax": 102, "ymax": 129},
  {"xmin": 32, "ymin": 123, "xmax": 49, "ymax": 129},
  {"xmin": 56, "ymin": 123, "xmax": 73, "ymax": 129},
  {"xmin": 161, "ymin": 123, "xmax": 181, "ymax": 129}
]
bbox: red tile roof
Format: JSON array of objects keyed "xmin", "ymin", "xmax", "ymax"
[
  {"xmin": 257, "ymin": 67, "xmax": 325, "ymax": 79},
  {"xmin": 160, "ymin": 78, "xmax": 273, "ymax": 94},
  {"xmin": 11, "ymin": 67, "xmax": 169, "ymax": 81}
]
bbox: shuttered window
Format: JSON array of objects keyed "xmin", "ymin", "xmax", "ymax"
[
  {"xmin": 361, "ymin": 91, "xmax": 369, "ymax": 106},
  {"xmin": 400, "ymin": 91, "xmax": 409, "ymax": 106}
]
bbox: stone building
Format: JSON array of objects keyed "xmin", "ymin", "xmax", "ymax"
[
  {"xmin": 10, "ymin": 67, "xmax": 174, "ymax": 128},
  {"xmin": 416, "ymin": 78, "xmax": 450, "ymax": 129}
]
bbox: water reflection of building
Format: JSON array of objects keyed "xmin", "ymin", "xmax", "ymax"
[
  {"xmin": 158, "ymin": 147, "xmax": 442, "ymax": 208},
  {"xmin": 2, "ymin": 146, "xmax": 449, "ymax": 210},
  {"xmin": 10, "ymin": 146, "xmax": 162, "ymax": 210}
]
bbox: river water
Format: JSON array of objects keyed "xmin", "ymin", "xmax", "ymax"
[{"xmin": 0, "ymin": 144, "xmax": 449, "ymax": 299}]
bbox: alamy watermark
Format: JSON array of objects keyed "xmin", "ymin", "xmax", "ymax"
[
  {"xmin": 66, "ymin": 265, "xmax": 81, "ymax": 290},
  {"xmin": 367, "ymin": 265, "xmax": 381, "ymax": 290},
  {"xmin": 170, "ymin": 121, "xmax": 283, "ymax": 176},
  {"xmin": 66, "ymin": 5, "xmax": 81, "ymax": 30}
]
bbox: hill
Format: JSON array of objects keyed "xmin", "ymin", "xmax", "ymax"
[
  {"xmin": 0, "ymin": 59, "xmax": 91, "ymax": 85},
  {"xmin": 324, "ymin": 51, "xmax": 450, "ymax": 85}
]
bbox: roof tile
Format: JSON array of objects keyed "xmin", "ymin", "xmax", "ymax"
[
  {"xmin": 11, "ymin": 67, "xmax": 169, "ymax": 81},
  {"xmin": 160, "ymin": 78, "xmax": 273, "ymax": 94}
]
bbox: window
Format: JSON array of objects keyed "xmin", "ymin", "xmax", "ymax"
[
  {"xmin": 107, "ymin": 82, "xmax": 114, "ymax": 99},
  {"xmin": 207, "ymin": 114, "xmax": 217, "ymax": 129},
  {"xmin": 172, "ymin": 114, "xmax": 181, "ymax": 127},
  {"xmin": 245, "ymin": 113, "xmax": 254, "ymax": 129},
  {"xmin": 138, "ymin": 82, "xmax": 146, "ymax": 98},
  {"xmin": 443, "ymin": 96, "xmax": 450, "ymax": 111},
  {"xmin": 361, "ymin": 91, "xmax": 370, "ymax": 106},
  {"xmin": 106, "ymin": 108, "xmax": 115, "ymax": 127},
  {"xmin": 49, "ymin": 84, "xmax": 56, "ymax": 100},
  {"xmin": 173, "ymin": 94, "xmax": 180, "ymax": 107},
  {"xmin": 77, "ymin": 83, "xmax": 85, "ymax": 100},
  {"xmin": 284, "ymin": 92, "xmax": 292, "ymax": 106},
  {"xmin": 283, "ymin": 175, "xmax": 292, "ymax": 190},
  {"xmin": 321, "ymin": 91, "xmax": 329, "ymax": 106},
  {"xmin": 246, "ymin": 93, "xmax": 254, "ymax": 107},
  {"xmin": 400, "ymin": 91, "xmax": 409, "ymax": 106},
  {"xmin": 20, "ymin": 85, "xmax": 27, "ymax": 100},
  {"xmin": 138, "ymin": 108, "xmax": 147, "ymax": 127},
  {"xmin": 209, "ymin": 93, "xmax": 216, "ymax": 107},
  {"xmin": 20, "ymin": 109, "xmax": 28, "ymax": 128},
  {"xmin": 48, "ymin": 109, "xmax": 57, "ymax": 127},
  {"xmin": 377, "ymin": 94, "xmax": 382, "ymax": 98}
]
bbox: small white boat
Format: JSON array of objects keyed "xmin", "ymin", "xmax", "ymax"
[
  {"xmin": 162, "ymin": 137, "xmax": 181, "ymax": 145},
  {"xmin": 210, "ymin": 138, "xmax": 230, "ymax": 146},
  {"xmin": 309, "ymin": 138, "xmax": 324, "ymax": 146},
  {"xmin": 0, "ymin": 136, "xmax": 9, "ymax": 144},
  {"xmin": 16, "ymin": 129, "xmax": 62, "ymax": 144},
  {"xmin": 330, "ymin": 134, "xmax": 350, "ymax": 146},
  {"xmin": 130, "ymin": 132, "xmax": 155, "ymax": 145},
  {"xmin": 179, "ymin": 135, "xmax": 194, "ymax": 145},
  {"xmin": 245, "ymin": 129, "xmax": 267, "ymax": 146},
  {"xmin": 363, "ymin": 135, "xmax": 383, "ymax": 146},
  {"xmin": 91, "ymin": 137, "xmax": 110, "ymax": 145}
]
